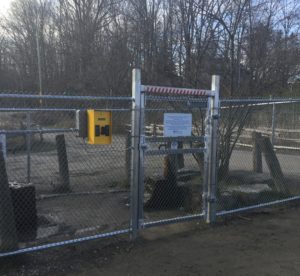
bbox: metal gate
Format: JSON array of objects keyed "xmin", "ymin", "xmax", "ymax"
[{"xmin": 130, "ymin": 69, "xmax": 220, "ymax": 237}]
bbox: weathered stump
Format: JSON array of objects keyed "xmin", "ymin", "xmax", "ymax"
[
  {"xmin": 146, "ymin": 154, "xmax": 189, "ymax": 209},
  {"xmin": 252, "ymin": 132, "xmax": 262, "ymax": 173},
  {"xmin": 10, "ymin": 184, "xmax": 37, "ymax": 238},
  {"xmin": 258, "ymin": 136, "xmax": 289, "ymax": 195}
]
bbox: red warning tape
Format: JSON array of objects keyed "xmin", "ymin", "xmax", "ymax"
[{"xmin": 142, "ymin": 85, "xmax": 213, "ymax": 96}]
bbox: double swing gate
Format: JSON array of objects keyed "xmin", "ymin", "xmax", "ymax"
[{"xmin": 0, "ymin": 69, "xmax": 220, "ymax": 256}]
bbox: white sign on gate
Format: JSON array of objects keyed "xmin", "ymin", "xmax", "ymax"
[{"xmin": 163, "ymin": 113, "xmax": 192, "ymax": 137}]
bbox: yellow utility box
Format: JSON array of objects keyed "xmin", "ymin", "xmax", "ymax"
[{"xmin": 87, "ymin": 110, "xmax": 112, "ymax": 144}]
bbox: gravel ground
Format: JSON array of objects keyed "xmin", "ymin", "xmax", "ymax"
[{"xmin": 1, "ymin": 204, "xmax": 300, "ymax": 276}]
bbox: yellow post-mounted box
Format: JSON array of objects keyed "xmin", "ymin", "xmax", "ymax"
[{"xmin": 87, "ymin": 110, "xmax": 112, "ymax": 144}]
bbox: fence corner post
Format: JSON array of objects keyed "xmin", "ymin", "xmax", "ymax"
[
  {"xmin": 130, "ymin": 68, "xmax": 142, "ymax": 240},
  {"xmin": 206, "ymin": 75, "xmax": 220, "ymax": 224}
]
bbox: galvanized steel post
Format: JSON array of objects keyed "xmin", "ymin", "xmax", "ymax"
[
  {"xmin": 130, "ymin": 68, "xmax": 143, "ymax": 239},
  {"xmin": 138, "ymin": 84, "xmax": 145, "ymax": 228},
  {"xmin": 203, "ymin": 98, "xmax": 211, "ymax": 221},
  {"xmin": 206, "ymin": 75, "xmax": 220, "ymax": 223}
]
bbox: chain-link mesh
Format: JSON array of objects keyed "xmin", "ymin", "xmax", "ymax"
[
  {"xmin": 217, "ymin": 100, "xmax": 300, "ymax": 213},
  {"xmin": 0, "ymin": 95, "xmax": 132, "ymax": 253},
  {"xmin": 1, "ymin": 92, "xmax": 299, "ymax": 256},
  {"xmin": 143, "ymin": 95, "xmax": 208, "ymax": 225}
]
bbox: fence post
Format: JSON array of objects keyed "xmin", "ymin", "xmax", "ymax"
[
  {"xmin": 252, "ymin": 131, "xmax": 262, "ymax": 173},
  {"xmin": 55, "ymin": 134, "xmax": 70, "ymax": 192},
  {"xmin": 258, "ymin": 136, "xmax": 289, "ymax": 195},
  {"xmin": 138, "ymin": 81, "xmax": 145, "ymax": 229},
  {"xmin": 26, "ymin": 112, "xmax": 31, "ymax": 184},
  {"xmin": 206, "ymin": 75, "xmax": 220, "ymax": 224},
  {"xmin": 130, "ymin": 68, "xmax": 143, "ymax": 239}
]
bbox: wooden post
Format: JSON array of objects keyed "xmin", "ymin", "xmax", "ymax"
[
  {"xmin": 163, "ymin": 141, "xmax": 183, "ymax": 177},
  {"xmin": 177, "ymin": 141, "xmax": 184, "ymax": 170},
  {"xmin": 252, "ymin": 132, "xmax": 262, "ymax": 173},
  {"xmin": 0, "ymin": 147, "xmax": 18, "ymax": 251},
  {"xmin": 55, "ymin": 134, "xmax": 70, "ymax": 192},
  {"xmin": 163, "ymin": 154, "xmax": 178, "ymax": 181},
  {"xmin": 258, "ymin": 136, "xmax": 289, "ymax": 195}
]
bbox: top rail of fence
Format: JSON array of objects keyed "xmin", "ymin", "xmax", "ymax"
[
  {"xmin": 0, "ymin": 93, "xmax": 133, "ymax": 102},
  {"xmin": 0, "ymin": 92, "xmax": 298, "ymax": 107},
  {"xmin": 0, "ymin": 107, "xmax": 131, "ymax": 112},
  {"xmin": 144, "ymin": 96, "xmax": 300, "ymax": 109},
  {"xmin": 221, "ymin": 98, "xmax": 300, "ymax": 105},
  {"xmin": 142, "ymin": 85, "xmax": 214, "ymax": 97}
]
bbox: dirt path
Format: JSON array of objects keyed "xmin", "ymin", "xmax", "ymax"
[{"xmin": 1, "ymin": 205, "xmax": 300, "ymax": 276}]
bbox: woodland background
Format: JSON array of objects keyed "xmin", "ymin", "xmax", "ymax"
[{"xmin": 0, "ymin": 0, "xmax": 300, "ymax": 97}]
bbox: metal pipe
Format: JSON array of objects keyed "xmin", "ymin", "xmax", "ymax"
[
  {"xmin": 0, "ymin": 128, "xmax": 78, "ymax": 135},
  {"xmin": 0, "ymin": 108, "xmax": 131, "ymax": 112},
  {"xmin": 0, "ymin": 228, "xmax": 130, "ymax": 258},
  {"xmin": 145, "ymin": 108, "xmax": 188, "ymax": 112},
  {"xmin": 0, "ymin": 108, "xmax": 77, "ymax": 112},
  {"xmin": 205, "ymin": 75, "xmax": 220, "ymax": 224},
  {"xmin": 145, "ymin": 136, "xmax": 205, "ymax": 143},
  {"xmin": 130, "ymin": 68, "xmax": 142, "ymax": 240},
  {"xmin": 145, "ymin": 148, "xmax": 205, "ymax": 156},
  {"xmin": 145, "ymin": 97, "xmax": 299, "ymax": 106},
  {"xmin": 138, "ymin": 91, "xmax": 145, "ymax": 228},
  {"xmin": 216, "ymin": 195, "xmax": 300, "ymax": 217},
  {"xmin": 142, "ymin": 213, "xmax": 204, "ymax": 228},
  {"xmin": 0, "ymin": 93, "xmax": 133, "ymax": 101},
  {"xmin": 221, "ymin": 98, "xmax": 300, "ymax": 104}
]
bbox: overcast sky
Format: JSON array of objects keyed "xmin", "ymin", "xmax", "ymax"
[{"xmin": 0, "ymin": 0, "xmax": 13, "ymax": 15}]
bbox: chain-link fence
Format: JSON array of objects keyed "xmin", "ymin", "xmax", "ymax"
[
  {"xmin": 0, "ymin": 93, "xmax": 132, "ymax": 256},
  {"xmin": 1, "ymin": 74, "xmax": 300, "ymax": 257},
  {"xmin": 217, "ymin": 99, "xmax": 300, "ymax": 216}
]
